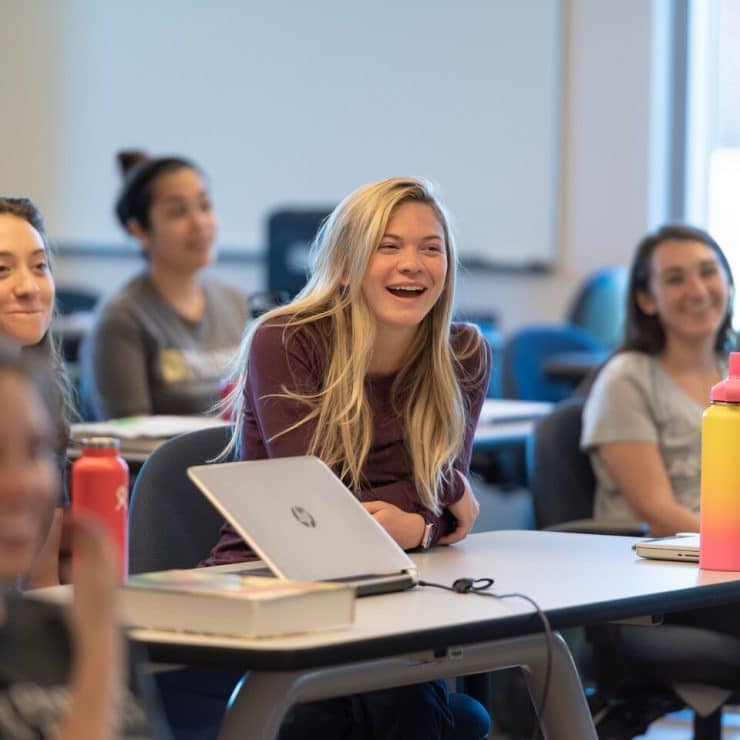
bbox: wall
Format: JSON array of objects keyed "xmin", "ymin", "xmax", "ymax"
[
  {"xmin": 2, "ymin": 1, "xmax": 561, "ymax": 265},
  {"xmin": 3, "ymin": 0, "xmax": 673, "ymax": 332},
  {"xmin": 458, "ymin": 0, "xmax": 673, "ymax": 330}
]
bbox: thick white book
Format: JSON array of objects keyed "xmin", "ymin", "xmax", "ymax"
[{"xmin": 121, "ymin": 570, "xmax": 355, "ymax": 638}]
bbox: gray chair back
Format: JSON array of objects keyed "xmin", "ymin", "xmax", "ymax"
[
  {"xmin": 527, "ymin": 396, "xmax": 595, "ymax": 528},
  {"xmin": 128, "ymin": 425, "xmax": 233, "ymax": 573}
]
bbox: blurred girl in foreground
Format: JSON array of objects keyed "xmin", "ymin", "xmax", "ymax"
[{"xmin": 0, "ymin": 345, "xmax": 164, "ymax": 738}]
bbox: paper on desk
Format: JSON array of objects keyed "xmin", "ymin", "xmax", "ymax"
[{"xmin": 71, "ymin": 415, "xmax": 227, "ymax": 440}]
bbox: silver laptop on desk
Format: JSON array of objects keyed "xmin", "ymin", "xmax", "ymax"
[
  {"xmin": 634, "ymin": 533, "xmax": 700, "ymax": 562},
  {"xmin": 187, "ymin": 456, "xmax": 418, "ymax": 596}
]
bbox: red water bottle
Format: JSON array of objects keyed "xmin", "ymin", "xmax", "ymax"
[{"xmin": 71, "ymin": 437, "xmax": 129, "ymax": 580}]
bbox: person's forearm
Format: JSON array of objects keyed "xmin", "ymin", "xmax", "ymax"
[
  {"xmin": 639, "ymin": 502, "xmax": 700, "ymax": 537},
  {"xmin": 399, "ymin": 512, "xmax": 426, "ymax": 550}
]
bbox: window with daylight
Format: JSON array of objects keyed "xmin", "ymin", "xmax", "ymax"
[{"xmin": 686, "ymin": 0, "xmax": 740, "ymax": 324}]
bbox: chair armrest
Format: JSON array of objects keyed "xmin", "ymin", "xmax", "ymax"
[{"xmin": 546, "ymin": 518, "xmax": 648, "ymax": 536}]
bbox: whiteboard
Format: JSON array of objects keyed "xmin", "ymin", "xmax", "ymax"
[{"xmin": 1, "ymin": 0, "xmax": 562, "ymax": 268}]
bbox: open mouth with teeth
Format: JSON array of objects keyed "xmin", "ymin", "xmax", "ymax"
[{"xmin": 386, "ymin": 286, "xmax": 426, "ymax": 297}]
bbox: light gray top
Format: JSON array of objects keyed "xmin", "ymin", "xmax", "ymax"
[
  {"xmin": 79, "ymin": 273, "xmax": 247, "ymax": 419},
  {"xmin": 581, "ymin": 351, "xmax": 715, "ymax": 523}
]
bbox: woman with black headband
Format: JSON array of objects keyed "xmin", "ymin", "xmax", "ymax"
[{"xmin": 80, "ymin": 150, "xmax": 248, "ymax": 419}]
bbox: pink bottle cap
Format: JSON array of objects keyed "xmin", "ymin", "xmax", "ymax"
[{"xmin": 710, "ymin": 352, "xmax": 740, "ymax": 403}]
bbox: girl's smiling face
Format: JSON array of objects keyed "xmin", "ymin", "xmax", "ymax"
[
  {"xmin": 637, "ymin": 238, "xmax": 730, "ymax": 346},
  {"xmin": 361, "ymin": 201, "xmax": 447, "ymax": 346},
  {"xmin": 0, "ymin": 215, "xmax": 54, "ymax": 347}
]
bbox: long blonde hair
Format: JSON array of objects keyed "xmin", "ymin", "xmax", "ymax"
[{"xmin": 224, "ymin": 177, "xmax": 484, "ymax": 512}]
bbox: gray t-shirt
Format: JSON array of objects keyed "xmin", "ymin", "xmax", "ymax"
[
  {"xmin": 80, "ymin": 273, "xmax": 247, "ymax": 419},
  {"xmin": 581, "ymin": 351, "xmax": 713, "ymax": 523}
]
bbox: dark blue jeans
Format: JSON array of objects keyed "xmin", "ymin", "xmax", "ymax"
[{"xmin": 156, "ymin": 668, "xmax": 490, "ymax": 740}]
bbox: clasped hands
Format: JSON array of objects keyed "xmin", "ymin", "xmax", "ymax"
[{"xmin": 362, "ymin": 472, "xmax": 480, "ymax": 550}]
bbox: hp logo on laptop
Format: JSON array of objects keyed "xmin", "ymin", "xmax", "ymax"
[{"xmin": 290, "ymin": 505, "xmax": 316, "ymax": 528}]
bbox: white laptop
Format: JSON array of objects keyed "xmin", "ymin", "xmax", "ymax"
[
  {"xmin": 633, "ymin": 533, "xmax": 700, "ymax": 563},
  {"xmin": 187, "ymin": 456, "xmax": 419, "ymax": 596}
]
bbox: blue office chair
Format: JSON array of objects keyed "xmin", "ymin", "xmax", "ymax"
[
  {"xmin": 54, "ymin": 286, "xmax": 100, "ymax": 366},
  {"xmin": 527, "ymin": 398, "xmax": 740, "ymax": 740},
  {"xmin": 128, "ymin": 424, "xmax": 233, "ymax": 573},
  {"xmin": 55, "ymin": 286, "xmax": 99, "ymax": 315},
  {"xmin": 566, "ymin": 267, "xmax": 628, "ymax": 351},
  {"xmin": 454, "ymin": 312, "xmax": 503, "ymax": 398},
  {"xmin": 500, "ymin": 324, "xmax": 603, "ymax": 402},
  {"xmin": 266, "ymin": 208, "xmax": 333, "ymax": 297}
]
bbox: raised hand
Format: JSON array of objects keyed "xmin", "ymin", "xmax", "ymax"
[{"xmin": 55, "ymin": 514, "xmax": 123, "ymax": 740}]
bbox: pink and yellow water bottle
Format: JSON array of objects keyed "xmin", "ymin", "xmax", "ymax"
[{"xmin": 700, "ymin": 352, "xmax": 740, "ymax": 570}]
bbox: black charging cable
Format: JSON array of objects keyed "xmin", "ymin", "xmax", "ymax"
[{"xmin": 418, "ymin": 577, "xmax": 552, "ymax": 740}]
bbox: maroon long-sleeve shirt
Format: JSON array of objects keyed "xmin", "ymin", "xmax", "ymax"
[{"xmin": 203, "ymin": 319, "xmax": 491, "ymax": 565}]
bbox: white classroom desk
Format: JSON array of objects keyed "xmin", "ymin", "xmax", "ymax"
[
  {"xmin": 474, "ymin": 398, "xmax": 552, "ymax": 447},
  {"xmin": 126, "ymin": 530, "xmax": 740, "ymax": 740}
]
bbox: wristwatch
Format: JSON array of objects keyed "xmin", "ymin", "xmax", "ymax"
[{"xmin": 419, "ymin": 513, "xmax": 437, "ymax": 549}]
